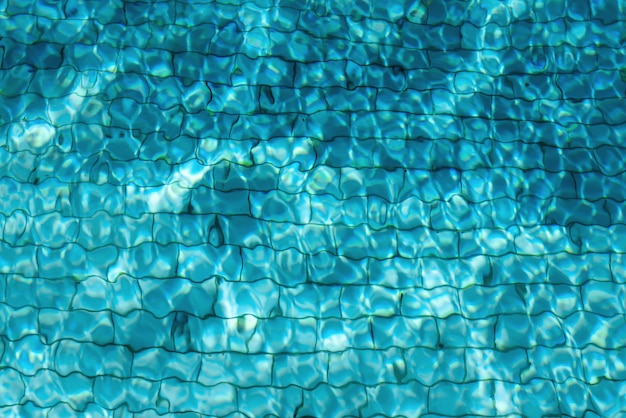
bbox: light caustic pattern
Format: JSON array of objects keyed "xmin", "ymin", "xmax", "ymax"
[{"xmin": 0, "ymin": 0, "xmax": 626, "ymax": 416}]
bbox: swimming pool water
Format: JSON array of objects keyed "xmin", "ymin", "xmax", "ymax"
[{"xmin": 0, "ymin": 0, "xmax": 626, "ymax": 416}]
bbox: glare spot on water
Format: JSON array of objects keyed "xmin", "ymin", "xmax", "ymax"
[
  {"xmin": 481, "ymin": 229, "xmax": 509, "ymax": 252},
  {"xmin": 10, "ymin": 121, "xmax": 56, "ymax": 151},
  {"xmin": 322, "ymin": 333, "xmax": 349, "ymax": 352},
  {"xmin": 24, "ymin": 122, "xmax": 55, "ymax": 148},
  {"xmin": 172, "ymin": 160, "xmax": 211, "ymax": 188},
  {"xmin": 148, "ymin": 183, "xmax": 190, "ymax": 212},
  {"xmin": 266, "ymin": 62, "xmax": 282, "ymax": 76}
]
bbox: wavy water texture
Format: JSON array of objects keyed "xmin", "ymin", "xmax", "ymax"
[{"xmin": 0, "ymin": 0, "xmax": 626, "ymax": 416}]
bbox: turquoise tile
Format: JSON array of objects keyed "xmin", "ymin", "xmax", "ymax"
[
  {"xmin": 197, "ymin": 352, "xmax": 272, "ymax": 387},
  {"xmin": 301, "ymin": 383, "xmax": 367, "ymax": 417},
  {"xmin": 21, "ymin": 370, "xmax": 93, "ymax": 409},
  {"xmin": 492, "ymin": 381, "xmax": 555, "ymax": 416},
  {"xmin": 587, "ymin": 379, "xmax": 626, "ymax": 416},
  {"xmin": 364, "ymin": 381, "xmax": 429, "ymax": 416},
  {"xmin": 238, "ymin": 386, "xmax": 301, "ymax": 417},
  {"xmin": 430, "ymin": 381, "xmax": 496, "ymax": 416},
  {"xmin": 465, "ymin": 348, "xmax": 528, "ymax": 383},
  {"xmin": 496, "ymin": 312, "xmax": 566, "ymax": 350},
  {"xmin": 133, "ymin": 348, "xmax": 202, "ymax": 382},
  {"xmin": 0, "ymin": 368, "xmax": 25, "ymax": 405},
  {"xmin": 438, "ymin": 315, "xmax": 496, "ymax": 347},
  {"xmin": 161, "ymin": 380, "xmax": 238, "ymax": 415},
  {"xmin": 253, "ymin": 317, "xmax": 318, "ymax": 353},
  {"xmin": 39, "ymin": 308, "xmax": 114, "ymax": 345},
  {"xmin": 93, "ymin": 376, "xmax": 160, "ymax": 412},
  {"xmin": 112, "ymin": 310, "xmax": 174, "ymax": 351},
  {"xmin": 214, "ymin": 279, "xmax": 280, "ymax": 318},
  {"xmin": 525, "ymin": 346, "xmax": 585, "ymax": 383},
  {"xmin": 372, "ymin": 316, "xmax": 438, "ymax": 349},
  {"xmin": 0, "ymin": 243, "xmax": 38, "ymax": 277},
  {"xmin": 55, "ymin": 340, "xmax": 132, "ymax": 378},
  {"xmin": 556, "ymin": 378, "xmax": 596, "ymax": 417},
  {"xmin": 272, "ymin": 352, "xmax": 328, "ymax": 387}
]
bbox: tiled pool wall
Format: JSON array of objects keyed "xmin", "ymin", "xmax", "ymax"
[{"xmin": 1, "ymin": 0, "xmax": 626, "ymax": 416}]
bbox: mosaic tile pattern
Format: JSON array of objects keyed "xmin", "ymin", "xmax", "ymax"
[{"xmin": 1, "ymin": 0, "xmax": 626, "ymax": 416}]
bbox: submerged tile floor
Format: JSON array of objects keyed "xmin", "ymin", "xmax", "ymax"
[{"xmin": 1, "ymin": 0, "xmax": 626, "ymax": 416}]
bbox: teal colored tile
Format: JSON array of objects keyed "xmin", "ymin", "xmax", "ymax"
[
  {"xmin": 93, "ymin": 376, "xmax": 160, "ymax": 412},
  {"xmin": 198, "ymin": 352, "xmax": 272, "ymax": 387},
  {"xmin": 21, "ymin": 370, "xmax": 93, "ymax": 409},
  {"xmin": 0, "ymin": 368, "xmax": 26, "ymax": 405},
  {"xmin": 133, "ymin": 348, "xmax": 202, "ymax": 382},
  {"xmin": 300, "ymin": 383, "xmax": 366, "ymax": 417},
  {"xmin": 55, "ymin": 340, "xmax": 132, "ymax": 378},
  {"xmin": 39, "ymin": 308, "xmax": 114, "ymax": 345}
]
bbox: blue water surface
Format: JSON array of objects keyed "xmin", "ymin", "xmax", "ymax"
[{"xmin": 0, "ymin": 0, "xmax": 626, "ymax": 416}]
